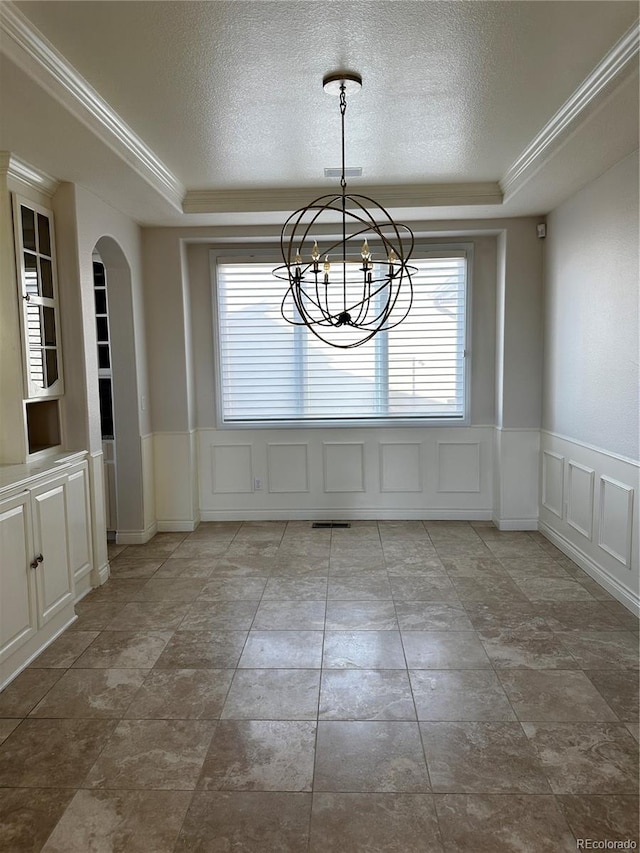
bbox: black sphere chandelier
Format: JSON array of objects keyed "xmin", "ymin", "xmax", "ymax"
[{"xmin": 274, "ymin": 72, "xmax": 415, "ymax": 348}]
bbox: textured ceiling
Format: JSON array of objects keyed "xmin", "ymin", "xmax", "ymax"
[{"xmin": 1, "ymin": 1, "xmax": 638, "ymax": 224}]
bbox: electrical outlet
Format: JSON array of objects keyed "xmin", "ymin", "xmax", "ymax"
[{"xmin": 254, "ymin": 478, "xmax": 262, "ymax": 491}]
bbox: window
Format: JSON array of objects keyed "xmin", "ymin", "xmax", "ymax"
[{"xmin": 213, "ymin": 247, "xmax": 470, "ymax": 426}]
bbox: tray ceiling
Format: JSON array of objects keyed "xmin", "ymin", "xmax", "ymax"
[{"xmin": 0, "ymin": 1, "xmax": 637, "ymax": 225}]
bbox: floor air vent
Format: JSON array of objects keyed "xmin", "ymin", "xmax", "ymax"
[{"xmin": 312, "ymin": 522, "xmax": 351, "ymax": 529}]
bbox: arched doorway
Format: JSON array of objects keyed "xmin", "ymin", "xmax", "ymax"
[{"xmin": 91, "ymin": 236, "xmax": 145, "ymax": 541}]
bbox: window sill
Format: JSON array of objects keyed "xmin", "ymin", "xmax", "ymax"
[{"xmin": 216, "ymin": 417, "xmax": 469, "ymax": 430}]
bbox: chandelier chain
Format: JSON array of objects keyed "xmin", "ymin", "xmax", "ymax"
[{"xmin": 340, "ymin": 83, "xmax": 347, "ymax": 192}]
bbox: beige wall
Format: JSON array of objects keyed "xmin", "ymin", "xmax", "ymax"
[
  {"xmin": 142, "ymin": 219, "xmax": 543, "ymax": 436},
  {"xmin": 497, "ymin": 220, "xmax": 544, "ymax": 429},
  {"xmin": 186, "ymin": 234, "xmax": 498, "ymax": 429},
  {"xmin": 543, "ymin": 151, "xmax": 639, "ymax": 460}
]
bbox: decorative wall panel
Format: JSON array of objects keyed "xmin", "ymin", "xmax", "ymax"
[
  {"xmin": 437, "ymin": 442, "xmax": 480, "ymax": 493},
  {"xmin": 542, "ymin": 450, "xmax": 564, "ymax": 518},
  {"xmin": 211, "ymin": 444, "xmax": 253, "ymax": 493},
  {"xmin": 323, "ymin": 442, "xmax": 365, "ymax": 492},
  {"xmin": 566, "ymin": 460, "xmax": 595, "ymax": 539},
  {"xmin": 379, "ymin": 442, "xmax": 422, "ymax": 492},
  {"xmin": 598, "ymin": 475, "xmax": 634, "ymax": 568},
  {"xmin": 267, "ymin": 443, "xmax": 309, "ymax": 493}
]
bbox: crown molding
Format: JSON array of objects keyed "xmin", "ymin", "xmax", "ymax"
[
  {"xmin": 501, "ymin": 20, "xmax": 640, "ymax": 199},
  {"xmin": 0, "ymin": 2, "xmax": 184, "ymax": 210},
  {"xmin": 0, "ymin": 151, "xmax": 60, "ymax": 196},
  {"xmin": 183, "ymin": 182, "xmax": 503, "ymax": 215}
]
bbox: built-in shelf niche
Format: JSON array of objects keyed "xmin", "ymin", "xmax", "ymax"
[{"xmin": 26, "ymin": 399, "xmax": 61, "ymax": 455}]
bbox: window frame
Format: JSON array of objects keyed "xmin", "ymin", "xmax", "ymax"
[{"xmin": 210, "ymin": 242, "xmax": 473, "ymax": 429}]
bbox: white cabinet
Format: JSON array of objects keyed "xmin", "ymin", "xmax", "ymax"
[
  {"xmin": 0, "ymin": 492, "xmax": 37, "ymax": 665},
  {"xmin": 30, "ymin": 475, "xmax": 74, "ymax": 626},
  {"xmin": 0, "ymin": 453, "xmax": 93, "ymax": 689}
]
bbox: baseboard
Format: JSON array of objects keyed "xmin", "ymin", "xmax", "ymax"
[
  {"xmin": 539, "ymin": 521, "xmax": 640, "ymax": 616},
  {"xmin": 75, "ymin": 582, "xmax": 94, "ymax": 604},
  {"xmin": 157, "ymin": 518, "xmax": 200, "ymax": 532},
  {"xmin": 117, "ymin": 522, "xmax": 158, "ymax": 545},
  {"xmin": 88, "ymin": 559, "xmax": 110, "ymax": 591},
  {"xmin": 96, "ymin": 561, "xmax": 110, "ymax": 585},
  {"xmin": 492, "ymin": 516, "xmax": 539, "ymax": 531},
  {"xmin": 199, "ymin": 508, "xmax": 494, "ymax": 522}
]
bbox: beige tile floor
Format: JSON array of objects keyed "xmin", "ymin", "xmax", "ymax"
[{"xmin": 0, "ymin": 520, "xmax": 638, "ymax": 852}]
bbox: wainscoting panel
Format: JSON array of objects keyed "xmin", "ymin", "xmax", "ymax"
[
  {"xmin": 211, "ymin": 443, "xmax": 253, "ymax": 494},
  {"xmin": 197, "ymin": 426, "xmax": 494, "ymax": 520},
  {"xmin": 323, "ymin": 442, "xmax": 365, "ymax": 493},
  {"xmin": 598, "ymin": 475, "xmax": 634, "ymax": 568},
  {"xmin": 267, "ymin": 443, "xmax": 309, "ymax": 493},
  {"xmin": 152, "ymin": 432, "xmax": 199, "ymax": 532},
  {"xmin": 437, "ymin": 442, "xmax": 480, "ymax": 493},
  {"xmin": 566, "ymin": 460, "xmax": 595, "ymax": 540},
  {"xmin": 379, "ymin": 442, "xmax": 422, "ymax": 493},
  {"xmin": 492, "ymin": 429, "xmax": 540, "ymax": 530},
  {"xmin": 539, "ymin": 431, "xmax": 639, "ymax": 615},
  {"xmin": 141, "ymin": 433, "xmax": 156, "ymax": 535},
  {"xmin": 542, "ymin": 450, "xmax": 564, "ymax": 518}
]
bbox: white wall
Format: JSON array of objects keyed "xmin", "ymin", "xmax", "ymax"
[{"xmin": 540, "ymin": 152, "xmax": 639, "ymax": 613}]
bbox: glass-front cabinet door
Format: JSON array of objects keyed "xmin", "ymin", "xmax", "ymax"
[{"xmin": 13, "ymin": 195, "xmax": 64, "ymax": 399}]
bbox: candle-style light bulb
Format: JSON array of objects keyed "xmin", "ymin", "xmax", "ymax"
[
  {"xmin": 387, "ymin": 248, "xmax": 397, "ymax": 279},
  {"xmin": 323, "ymin": 255, "xmax": 330, "ymax": 283},
  {"xmin": 295, "ymin": 249, "xmax": 302, "ymax": 265},
  {"xmin": 361, "ymin": 238, "xmax": 371, "ymax": 271},
  {"xmin": 311, "ymin": 241, "xmax": 320, "ymax": 262}
]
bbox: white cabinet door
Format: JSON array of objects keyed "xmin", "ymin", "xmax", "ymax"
[
  {"xmin": 66, "ymin": 463, "xmax": 93, "ymax": 582},
  {"xmin": 0, "ymin": 492, "xmax": 37, "ymax": 663},
  {"xmin": 13, "ymin": 195, "xmax": 64, "ymax": 399},
  {"xmin": 30, "ymin": 476, "xmax": 73, "ymax": 626}
]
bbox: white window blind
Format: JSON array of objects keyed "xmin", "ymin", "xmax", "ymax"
[{"xmin": 214, "ymin": 252, "xmax": 468, "ymax": 424}]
